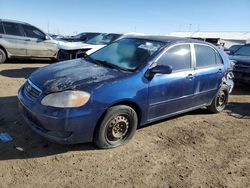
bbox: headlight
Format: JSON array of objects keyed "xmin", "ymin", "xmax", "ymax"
[{"xmin": 41, "ymin": 91, "xmax": 90, "ymax": 108}]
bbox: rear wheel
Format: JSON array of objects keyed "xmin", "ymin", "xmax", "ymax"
[
  {"xmin": 0, "ymin": 48, "xmax": 7, "ymax": 64},
  {"xmin": 207, "ymin": 85, "xmax": 229, "ymax": 113},
  {"xmin": 94, "ymin": 105, "xmax": 138, "ymax": 149}
]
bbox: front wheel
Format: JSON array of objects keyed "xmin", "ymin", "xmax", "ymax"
[
  {"xmin": 207, "ymin": 85, "xmax": 229, "ymax": 113},
  {"xmin": 94, "ymin": 105, "xmax": 138, "ymax": 149}
]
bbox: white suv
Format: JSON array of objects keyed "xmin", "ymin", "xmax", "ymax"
[{"xmin": 0, "ymin": 19, "xmax": 58, "ymax": 63}]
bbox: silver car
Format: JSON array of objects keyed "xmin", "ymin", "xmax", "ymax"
[{"xmin": 0, "ymin": 19, "xmax": 58, "ymax": 63}]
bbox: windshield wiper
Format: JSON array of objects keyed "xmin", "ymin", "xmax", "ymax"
[{"xmin": 93, "ymin": 59, "xmax": 131, "ymax": 72}]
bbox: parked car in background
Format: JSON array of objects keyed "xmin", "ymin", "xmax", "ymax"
[
  {"xmin": 229, "ymin": 44, "xmax": 250, "ymax": 83},
  {"xmin": 18, "ymin": 35, "xmax": 233, "ymax": 148},
  {"xmin": 60, "ymin": 32, "xmax": 100, "ymax": 42},
  {"xmin": 0, "ymin": 19, "xmax": 58, "ymax": 63},
  {"xmin": 224, "ymin": 44, "xmax": 243, "ymax": 55},
  {"xmin": 57, "ymin": 33, "xmax": 122, "ymax": 61},
  {"xmin": 47, "ymin": 33, "xmax": 65, "ymax": 40}
]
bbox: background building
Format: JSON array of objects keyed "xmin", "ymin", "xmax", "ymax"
[{"xmin": 168, "ymin": 32, "xmax": 250, "ymax": 48}]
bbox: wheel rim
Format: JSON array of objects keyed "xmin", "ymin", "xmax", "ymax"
[
  {"xmin": 216, "ymin": 90, "xmax": 227, "ymax": 108},
  {"xmin": 106, "ymin": 115, "xmax": 130, "ymax": 142}
]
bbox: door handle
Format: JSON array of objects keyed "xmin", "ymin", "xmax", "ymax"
[
  {"xmin": 186, "ymin": 74, "xmax": 194, "ymax": 79},
  {"xmin": 217, "ymin": 69, "xmax": 223, "ymax": 74},
  {"xmin": 24, "ymin": 39, "xmax": 31, "ymax": 41}
]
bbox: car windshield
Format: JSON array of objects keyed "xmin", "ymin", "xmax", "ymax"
[
  {"xmin": 89, "ymin": 38, "xmax": 164, "ymax": 71},
  {"xmin": 86, "ymin": 33, "xmax": 120, "ymax": 45},
  {"xmin": 234, "ymin": 45, "xmax": 250, "ymax": 56},
  {"xmin": 228, "ymin": 45, "xmax": 242, "ymax": 52},
  {"xmin": 74, "ymin": 33, "xmax": 86, "ymax": 39}
]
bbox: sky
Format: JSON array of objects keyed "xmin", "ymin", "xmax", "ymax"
[{"xmin": 0, "ymin": 0, "xmax": 250, "ymax": 35}]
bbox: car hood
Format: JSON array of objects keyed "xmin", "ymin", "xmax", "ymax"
[
  {"xmin": 229, "ymin": 55, "xmax": 250, "ymax": 64},
  {"xmin": 57, "ymin": 41, "xmax": 105, "ymax": 51},
  {"xmin": 29, "ymin": 59, "xmax": 125, "ymax": 94}
]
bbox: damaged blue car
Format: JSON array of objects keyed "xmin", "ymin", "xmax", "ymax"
[{"xmin": 18, "ymin": 36, "xmax": 233, "ymax": 148}]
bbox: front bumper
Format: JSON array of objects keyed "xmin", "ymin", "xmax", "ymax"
[
  {"xmin": 57, "ymin": 49, "xmax": 89, "ymax": 61},
  {"xmin": 18, "ymin": 86, "xmax": 103, "ymax": 144}
]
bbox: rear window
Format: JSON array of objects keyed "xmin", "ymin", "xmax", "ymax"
[
  {"xmin": 0, "ymin": 22, "xmax": 4, "ymax": 34},
  {"xmin": 195, "ymin": 44, "xmax": 218, "ymax": 68},
  {"xmin": 3, "ymin": 22, "xmax": 23, "ymax": 36}
]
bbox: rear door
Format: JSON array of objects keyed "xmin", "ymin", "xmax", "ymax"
[
  {"xmin": 21, "ymin": 24, "xmax": 57, "ymax": 58},
  {"xmin": 193, "ymin": 44, "xmax": 224, "ymax": 106},
  {"xmin": 148, "ymin": 44, "xmax": 195, "ymax": 121},
  {"xmin": 2, "ymin": 21, "xmax": 27, "ymax": 56}
]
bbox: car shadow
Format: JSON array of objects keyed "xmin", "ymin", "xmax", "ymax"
[
  {"xmin": 1, "ymin": 59, "xmax": 52, "ymax": 79},
  {"xmin": 1, "ymin": 68, "xmax": 39, "ymax": 79},
  {"xmin": 5, "ymin": 58, "xmax": 53, "ymax": 64},
  {"xmin": 226, "ymin": 102, "xmax": 250, "ymax": 118},
  {"xmin": 0, "ymin": 96, "xmax": 97, "ymax": 161},
  {"xmin": 0, "ymin": 85, "xmax": 249, "ymax": 161}
]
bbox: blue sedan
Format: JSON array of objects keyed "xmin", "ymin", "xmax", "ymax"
[{"xmin": 18, "ymin": 36, "xmax": 233, "ymax": 148}]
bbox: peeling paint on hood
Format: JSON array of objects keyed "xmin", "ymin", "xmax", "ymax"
[{"xmin": 29, "ymin": 59, "xmax": 127, "ymax": 94}]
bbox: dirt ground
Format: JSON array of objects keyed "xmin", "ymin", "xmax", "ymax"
[{"xmin": 0, "ymin": 60, "xmax": 249, "ymax": 188}]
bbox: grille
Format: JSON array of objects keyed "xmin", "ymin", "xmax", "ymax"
[
  {"xmin": 58, "ymin": 49, "xmax": 89, "ymax": 61},
  {"xmin": 24, "ymin": 80, "xmax": 42, "ymax": 100},
  {"xmin": 58, "ymin": 50, "xmax": 73, "ymax": 61}
]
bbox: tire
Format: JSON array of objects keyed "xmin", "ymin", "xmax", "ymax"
[
  {"xmin": 0, "ymin": 48, "xmax": 7, "ymax": 64},
  {"xmin": 207, "ymin": 85, "xmax": 229, "ymax": 113},
  {"xmin": 94, "ymin": 105, "xmax": 138, "ymax": 149}
]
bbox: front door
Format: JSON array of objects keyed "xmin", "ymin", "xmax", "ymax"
[
  {"xmin": 148, "ymin": 44, "xmax": 195, "ymax": 121},
  {"xmin": 21, "ymin": 24, "xmax": 57, "ymax": 58}
]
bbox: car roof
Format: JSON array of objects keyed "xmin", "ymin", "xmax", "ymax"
[
  {"xmin": 0, "ymin": 19, "xmax": 30, "ymax": 25},
  {"xmin": 78, "ymin": 32, "xmax": 101, "ymax": 35},
  {"xmin": 123, "ymin": 34, "xmax": 208, "ymax": 44}
]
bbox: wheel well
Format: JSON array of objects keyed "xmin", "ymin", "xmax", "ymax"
[
  {"xmin": 110, "ymin": 101, "xmax": 142, "ymax": 123},
  {"xmin": 93, "ymin": 101, "xmax": 142, "ymax": 140},
  {"xmin": 0, "ymin": 45, "xmax": 8, "ymax": 58}
]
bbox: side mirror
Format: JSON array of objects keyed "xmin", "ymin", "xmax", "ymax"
[{"xmin": 150, "ymin": 65, "xmax": 173, "ymax": 75}]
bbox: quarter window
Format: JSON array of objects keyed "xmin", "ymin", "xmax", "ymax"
[
  {"xmin": 22, "ymin": 25, "xmax": 45, "ymax": 39},
  {"xmin": 157, "ymin": 44, "xmax": 191, "ymax": 71},
  {"xmin": 195, "ymin": 45, "xmax": 218, "ymax": 67},
  {"xmin": 3, "ymin": 22, "xmax": 23, "ymax": 36}
]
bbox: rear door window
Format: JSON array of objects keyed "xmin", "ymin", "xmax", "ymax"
[
  {"xmin": 194, "ymin": 44, "xmax": 218, "ymax": 68},
  {"xmin": 3, "ymin": 22, "xmax": 23, "ymax": 36},
  {"xmin": 0, "ymin": 22, "xmax": 4, "ymax": 34},
  {"xmin": 22, "ymin": 24, "xmax": 45, "ymax": 39}
]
